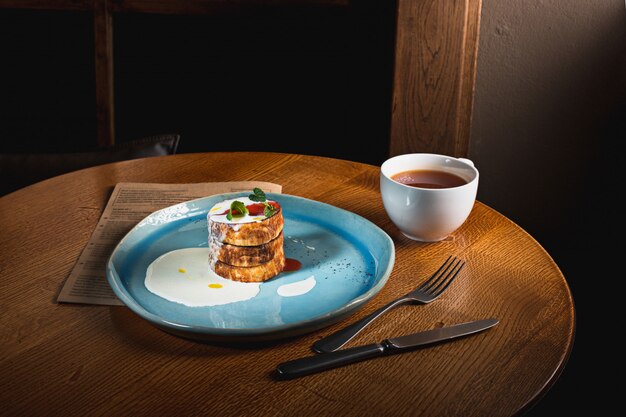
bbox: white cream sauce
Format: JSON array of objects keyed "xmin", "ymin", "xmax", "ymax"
[
  {"xmin": 145, "ymin": 248, "xmax": 316, "ymax": 307},
  {"xmin": 207, "ymin": 196, "xmax": 274, "ymax": 224},
  {"xmin": 276, "ymin": 276, "xmax": 316, "ymax": 297},
  {"xmin": 145, "ymin": 248, "xmax": 260, "ymax": 307}
]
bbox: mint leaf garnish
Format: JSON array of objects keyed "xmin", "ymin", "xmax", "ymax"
[
  {"xmin": 264, "ymin": 203, "xmax": 277, "ymax": 217},
  {"xmin": 227, "ymin": 200, "xmax": 248, "ymax": 221},
  {"xmin": 249, "ymin": 187, "xmax": 266, "ymax": 202},
  {"xmin": 247, "ymin": 188, "xmax": 277, "ymax": 217}
]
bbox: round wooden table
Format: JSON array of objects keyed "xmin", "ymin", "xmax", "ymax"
[{"xmin": 0, "ymin": 152, "xmax": 574, "ymax": 417}]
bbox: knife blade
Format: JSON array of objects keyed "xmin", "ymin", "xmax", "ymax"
[{"xmin": 275, "ymin": 318, "xmax": 498, "ymax": 380}]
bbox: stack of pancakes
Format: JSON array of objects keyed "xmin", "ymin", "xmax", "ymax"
[{"xmin": 207, "ymin": 197, "xmax": 285, "ymax": 282}]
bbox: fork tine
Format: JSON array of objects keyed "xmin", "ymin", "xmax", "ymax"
[
  {"xmin": 418, "ymin": 255, "xmax": 455, "ymax": 292},
  {"xmin": 429, "ymin": 258, "xmax": 465, "ymax": 297}
]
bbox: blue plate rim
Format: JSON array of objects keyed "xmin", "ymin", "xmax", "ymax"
[{"xmin": 106, "ymin": 192, "xmax": 395, "ymax": 339}]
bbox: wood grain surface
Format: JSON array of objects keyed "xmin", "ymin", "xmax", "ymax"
[
  {"xmin": 390, "ymin": 0, "xmax": 482, "ymax": 158},
  {"xmin": 0, "ymin": 152, "xmax": 574, "ymax": 417}
]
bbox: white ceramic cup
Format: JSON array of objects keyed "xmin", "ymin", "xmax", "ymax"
[{"xmin": 380, "ymin": 153, "xmax": 479, "ymax": 242}]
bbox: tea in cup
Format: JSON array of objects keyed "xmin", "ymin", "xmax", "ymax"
[{"xmin": 380, "ymin": 153, "xmax": 479, "ymax": 242}]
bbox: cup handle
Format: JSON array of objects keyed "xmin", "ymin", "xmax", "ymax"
[{"xmin": 457, "ymin": 157, "xmax": 474, "ymax": 167}]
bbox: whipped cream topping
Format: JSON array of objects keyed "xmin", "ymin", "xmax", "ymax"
[{"xmin": 208, "ymin": 196, "xmax": 279, "ymax": 224}]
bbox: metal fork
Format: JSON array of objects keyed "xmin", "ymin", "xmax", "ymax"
[{"xmin": 312, "ymin": 255, "xmax": 465, "ymax": 353}]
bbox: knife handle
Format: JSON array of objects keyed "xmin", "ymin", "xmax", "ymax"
[{"xmin": 275, "ymin": 343, "xmax": 386, "ymax": 380}]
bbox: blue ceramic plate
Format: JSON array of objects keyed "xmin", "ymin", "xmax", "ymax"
[{"xmin": 106, "ymin": 192, "xmax": 395, "ymax": 343}]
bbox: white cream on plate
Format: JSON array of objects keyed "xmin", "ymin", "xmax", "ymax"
[
  {"xmin": 276, "ymin": 276, "xmax": 316, "ymax": 297},
  {"xmin": 145, "ymin": 247, "xmax": 316, "ymax": 307},
  {"xmin": 145, "ymin": 248, "xmax": 261, "ymax": 307}
]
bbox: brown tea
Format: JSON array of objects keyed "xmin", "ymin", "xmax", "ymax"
[{"xmin": 391, "ymin": 169, "xmax": 467, "ymax": 189}]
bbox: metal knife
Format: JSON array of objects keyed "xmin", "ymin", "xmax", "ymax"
[{"xmin": 275, "ymin": 318, "xmax": 499, "ymax": 380}]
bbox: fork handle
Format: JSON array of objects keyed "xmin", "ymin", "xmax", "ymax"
[{"xmin": 312, "ymin": 297, "xmax": 410, "ymax": 353}]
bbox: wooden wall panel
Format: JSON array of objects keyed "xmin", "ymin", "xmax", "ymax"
[
  {"xmin": 94, "ymin": 0, "xmax": 115, "ymax": 147},
  {"xmin": 389, "ymin": 0, "xmax": 482, "ymax": 158}
]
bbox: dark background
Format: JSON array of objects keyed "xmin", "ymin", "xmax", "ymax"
[
  {"xmin": 1, "ymin": 4, "xmax": 620, "ymax": 416},
  {"xmin": 0, "ymin": 4, "xmax": 395, "ymax": 165}
]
